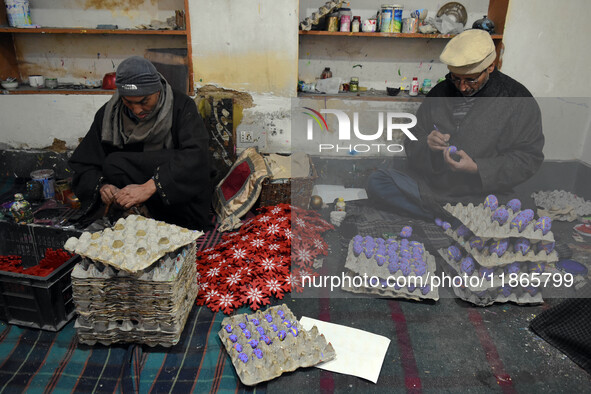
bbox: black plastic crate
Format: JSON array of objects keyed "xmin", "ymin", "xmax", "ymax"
[{"xmin": 0, "ymin": 222, "xmax": 81, "ymax": 331}]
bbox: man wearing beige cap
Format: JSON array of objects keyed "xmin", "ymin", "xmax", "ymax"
[{"xmin": 367, "ymin": 29, "xmax": 544, "ymax": 218}]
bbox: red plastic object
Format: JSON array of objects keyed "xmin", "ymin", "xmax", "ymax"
[{"xmin": 102, "ymin": 72, "xmax": 116, "ymax": 90}]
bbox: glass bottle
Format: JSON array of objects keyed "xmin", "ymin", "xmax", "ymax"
[
  {"xmin": 349, "ymin": 77, "xmax": 359, "ymax": 92},
  {"xmin": 10, "ymin": 193, "xmax": 34, "ymax": 224}
]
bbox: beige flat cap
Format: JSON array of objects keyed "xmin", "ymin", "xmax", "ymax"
[{"xmin": 440, "ymin": 29, "xmax": 496, "ymax": 75}]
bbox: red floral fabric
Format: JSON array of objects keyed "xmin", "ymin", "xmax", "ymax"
[
  {"xmin": 195, "ymin": 204, "xmax": 333, "ymax": 314},
  {"xmin": 0, "ymin": 249, "xmax": 73, "ymax": 277}
]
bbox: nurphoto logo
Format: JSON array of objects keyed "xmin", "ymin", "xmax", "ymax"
[{"xmin": 302, "ymin": 108, "xmax": 418, "ymax": 153}]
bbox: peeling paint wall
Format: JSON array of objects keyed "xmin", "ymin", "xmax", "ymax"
[{"xmin": 191, "ymin": 0, "xmax": 298, "ymax": 97}]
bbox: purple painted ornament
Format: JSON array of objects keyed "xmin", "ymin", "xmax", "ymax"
[
  {"xmin": 238, "ymin": 353, "xmax": 249, "ymax": 363},
  {"xmin": 506, "ymin": 198, "xmax": 521, "ymax": 213},
  {"xmin": 243, "ymin": 329, "xmax": 251, "ymax": 339},
  {"xmin": 278, "ymin": 330, "xmax": 287, "ymax": 341},
  {"xmin": 353, "ymin": 242, "xmax": 364, "ymax": 256},
  {"xmin": 456, "ymin": 224, "xmax": 472, "ymax": 238},
  {"xmin": 514, "ymin": 238, "xmax": 531, "ymax": 255},
  {"xmin": 460, "ymin": 256, "xmax": 475, "ymax": 275},
  {"xmin": 256, "ymin": 326, "xmax": 265, "ymax": 335},
  {"xmin": 413, "ymin": 262, "xmax": 427, "ymax": 276},
  {"xmin": 420, "ymin": 285, "xmax": 431, "ymax": 295},
  {"xmin": 400, "ymin": 259, "xmax": 411, "ymax": 276},
  {"xmin": 491, "ymin": 207, "xmax": 509, "ymax": 225},
  {"xmin": 484, "ymin": 194, "xmax": 499, "ymax": 210},
  {"xmin": 407, "ymin": 283, "xmax": 417, "ymax": 292},
  {"xmin": 400, "ymin": 226, "xmax": 413, "ymax": 238},
  {"xmin": 447, "ymin": 145, "xmax": 458, "ymax": 154},
  {"xmin": 504, "ymin": 262, "xmax": 521, "ymax": 275},
  {"xmin": 536, "ymin": 241, "xmax": 555, "ymax": 255},
  {"xmin": 233, "ymin": 343, "xmax": 243, "ymax": 352},
  {"xmin": 229, "ymin": 334, "xmax": 238, "ymax": 343},
  {"xmin": 249, "ymin": 339, "xmax": 259, "ymax": 349},
  {"xmin": 556, "ymin": 260, "xmax": 587, "ymax": 276},
  {"xmin": 469, "ymin": 236, "xmax": 486, "ymax": 252},
  {"xmin": 261, "ymin": 335, "xmax": 272, "ymax": 345},
  {"xmin": 510, "ymin": 210, "xmax": 533, "ymax": 232},
  {"xmin": 524, "ymin": 286, "xmax": 539, "ymax": 296},
  {"xmin": 528, "ymin": 262, "xmax": 545, "ymax": 274},
  {"xmin": 500, "ymin": 285, "xmax": 512, "ymax": 297},
  {"xmin": 264, "ymin": 314, "xmax": 273, "ymax": 323},
  {"xmin": 251, "ymin": 318, "xmax": 260, "ymax": 326},
  {"xmin": 489, "ymin": 238, "xmax": 509, "ymax": 257},
  {"xmin": 479, "ymin": 266, "xmax": 494, "ymax": 281},
  {"xmin": 435, "ymin": 218, "xmax": 443, "ymax": 227},
  {"xmin": 271, "ymin": 324, "xmax": 278, "ymax": 332},
  {"xmin": 239, "ymin": 322, "xmax": 246, "ymax": 330},
  {"xmin": 442, "ymin": 222, "xmax": 452, "ymax": 231},
  {"xmin": 447, "ymin": 245, "xmax": 462, "ymax": 262},
  {"xmin": 224, "ymin": 324, "xmax": 233, "ymax": 333},
  {"xmin": 254, "ymin": 348, "xmax": 264, "ymax": 359},
  {"xmin": 534, "ymin": 216, "xmax": 552, "ymax": 235}
]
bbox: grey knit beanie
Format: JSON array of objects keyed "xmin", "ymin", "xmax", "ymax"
[{"xmin": 115, "ymin": 56, "xmax": 162, "ymax": 96}]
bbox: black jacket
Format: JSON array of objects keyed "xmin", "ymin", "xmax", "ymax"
[{"xmin": 404, "ymin": 69, "xmax": 544, "ymax": 203}]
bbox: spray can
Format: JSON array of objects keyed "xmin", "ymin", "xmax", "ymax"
[{"xmin": 409, "ymin": 77, "xmax": 419, "ymax": 96}]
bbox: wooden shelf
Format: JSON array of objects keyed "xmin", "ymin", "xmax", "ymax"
[
  {"xmin": 299, "ymin": 30, "xmax": 503, "ymax": 40},
  {"xmin": 0, "ymin": 27, "xmax": 187, "ymax": 35},
  {"xmin": 1, "ymin": 86, "xmax": 115, "ymax": 95},
  {"xmin": 299, "ymin": 90, "xmax": 426, "ymax": 102}
]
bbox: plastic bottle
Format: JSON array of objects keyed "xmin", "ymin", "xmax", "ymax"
[
  {"xmin": 321, "ymin": 67, "xmax": 332, "ymax": 79},
  {"xmin": 339, "ymin": 8, "xmax": 352, "ymax": 32},
  {"xmin": 351, "ymin": 16, "xmax": 361, "ymax": 32},
  {"xmin": 335, "ymin": 198, "xmax": 346, "ymax": 212},
  {"xmin": 10, "ymin": 193, "xmax": 33, "ymax": 224},
  {"xmin": 422, "ymin": 79, "xmax": 432, "ymax": 94},
  {"xmin": 409, "ymin": 77, "xmax": 419, "ymax": 96},
  {"xmin": 349, "ymin": 77, "xmax": 359, "ymax": 92}
]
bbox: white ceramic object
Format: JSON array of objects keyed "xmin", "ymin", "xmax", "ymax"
[
  {"xmin": 28, "ymin": 75, "xmax": 44, "ymax": 87},
  {"xmin": 1, "ymin": 80, "xmax": 18, "ymax": 90}
]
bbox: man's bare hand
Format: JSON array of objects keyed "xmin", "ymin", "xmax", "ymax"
[
  {"xmin": 100, "ymin": 184, "xmax": 120, "ymax": 205},
  {"xmin": 114, "ymin": 179, "xmax": 157, "ymax": 209},
  {"xmin": 444, "ymin": 149, "xmax": 478, "ymax": 174},
  {"xmin": 427, "ymin": 130, "xmax": 451, "ymax": 152}
]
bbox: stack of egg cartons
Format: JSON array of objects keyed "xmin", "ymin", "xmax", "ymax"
[
  {"xmin": 65, "ymin": 215, "xmax": 202, "ymax": 346},
  {"xmin": 436, "ymin": 195, "xmax": 558, "ymax": 306}
]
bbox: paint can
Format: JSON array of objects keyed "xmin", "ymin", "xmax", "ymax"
[
  {"xmin": 402, "ymin": 17, "xmax": 419, "ymax": 33},
  {"xmin": 380, "ymin": 6, "xmax": 393, "ymax": 33},
  {"xmin": 327, "ymin": 16, "xmax": 339, "ymax": 32},
  {"xmin": 5, "ymin": 0, "xmax": 32, "ymax": 27},
  {"xmin": 392, "ymin": 5, "xmax": 403, "ymax": 33},
  {"xmin": 30, "ymin": 169, "xmax": 56, "ymax": 199}
]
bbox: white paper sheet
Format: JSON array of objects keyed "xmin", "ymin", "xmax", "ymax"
[{"xmin": 299, "ymin": 317, "xmax": 391, "ymax": 383}]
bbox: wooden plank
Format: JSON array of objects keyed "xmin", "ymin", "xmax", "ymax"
[
  {"xmin": 299, "ymin": 30, "xmax": 503, "ymax": 39},
  {"xmin": 0, "ymin": 0, "xmax": 8, "ymax": 26},
  {"xmin": 184, "ymin": 0, "xmax": 193, "ymax": 95},
  {"xmin": 488, "ymin": 0, "xmax": 510, "ymax": 35},
  {"xmin": 0, "ymin": 27, "xmax": 187, "ymax": 35}
]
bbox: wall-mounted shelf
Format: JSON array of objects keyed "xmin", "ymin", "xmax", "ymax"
[
  {"xmin": 299, "ymin": 31, "xmax": 503, "ymax": 40},
  {"xmin": 0, "ymin": 27, "xmax": 187, "ymax": 35}
]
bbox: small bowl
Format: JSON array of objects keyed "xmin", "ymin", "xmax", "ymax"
[
  {"xmin": 1, "ymin": 80, "xmax": 18, "ymax": 90},
  {"xmin": 386, "ymin": 87, "xmax": 401, "ymax": 96}
]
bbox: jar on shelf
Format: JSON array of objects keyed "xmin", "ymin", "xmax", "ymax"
[
  {"xmin": 339, "ymin": 7, "xmax": 352, "ymax": 32},
  {"xmin": 409, "ymin": 77, "xmax": 419, "ymax": 96},
  {"xmin": 422, "ymin": 79, "xmax": 432, "ymax": 94},
  {"xmin": 352, "ymin": 16, "xmax": 361, "ymax": 32},
  {"xmin": 349, "ymin": 77, "xmax": 359, "ymax": 92},
  {"xmin": 321, "ymin": 67, "xmax": 333, "ymax": 79}
]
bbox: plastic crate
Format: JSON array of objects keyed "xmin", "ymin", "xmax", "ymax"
[
  {"xmin": 259, "ymin": 156, "xmax": 318, "ymax": 209},
  {"xmin": 0, "ymin": 222, "xmax": 81, "ymax": 331}
]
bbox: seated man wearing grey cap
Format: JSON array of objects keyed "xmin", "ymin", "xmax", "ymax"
[
  {"xmin": 69, "ymin": 56, "xmax": 212, "ymax": 230},
  {"xmin": 367, "ymin": 29, "xmax": 544, "ymax": 219}
]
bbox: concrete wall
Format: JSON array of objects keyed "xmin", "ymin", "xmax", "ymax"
[{"xmin": 502, "ymin": 0, "xmax": 591, "ymax": 164}]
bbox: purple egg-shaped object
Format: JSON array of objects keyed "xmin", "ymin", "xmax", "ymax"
[
  {"xmin": 239, "ymin": 322, "xmax": 246, "ymax": 330},
  {"xmin": 249, "ymin": 339, "xmax": 259, "ymax": 349},
  {"xmin": 233, "ymin": 343, "xmax": 243, "ymax": 352},
  {"xmin": 448, "ymin": 145, "xmax": 458, "ymax": 155},
  {"xmin": 407, "ymin": 283, "xmax": 417, "ymax": 292},
  {"xmin": 277, "ymin": 310, "xmax": 285, "ymax": 319},
  {"xmin": 224, "ymin": 324, "xmax": 233, "ymax": 333},
  {"xmin": 534, "ymin": 216, "xmax": 552, "ymax": 235},
  {"xmin": 278, "ymin": 330, "xmax": 287, "ymax": 341},
  {"xmin": 491, "ymin": 208, "xmax": 510, "ymax": 225},
  {"xmin": 400, "ymin": 250, "xmax": 412, "ymax": 259},
  {"xmin": 556, "ymin": 260, "xmax": 588, "ymax": 276},
  {"xmin": 364, "ymin": 235, "xmax": 374, "ymax": 243},
  {"xmin": 421, "ymin": 285, "xmax": 431, "ymax": 295},
  {"xmin": 256, "ymin": 326, "xmax": 265, "ymax": 335},
  {"xmin": 510, "ymin": 211, "xmax": 533, "ymax": 233},
  {"xmin": 442, "ymin": 221, "xmax": 452, "ymax": 231},
  {"xmin": 254, "ymin": 348, "xmax": 264, "ymax": 359},
  {"xmin": 524, "ymin": 286, "xmax": 539, "ymax": 296},
  {"xmin": 271, "ymin": 324, "xmax": 278, "ymax": 332},
  {"xmin": 500, "ymin": 285, "xmax": 512, "ymax": 297},
  {"xmin": 413, "ymin": 262, "xmax": 427, "ymax": 276},
  {"xmin": 353, "ymin": 234, "xmax": 363, "ymax": 243},
  {"xmin": 353, "ymin": 243, "xmax": 364, "ymax": 256},
  {"xmin": 388, "ymin": 243, "xmax": 399, "ymax": 254},
  {"xmin": 460, "ymin": 256, "xmax": 475, "ymax": 275},
  {"xmin": 479, "ymin": 266, "xmax": 494, "ymax": 281},
  {"xmin": 447, "ymin": 245, "xmax": 462, "ymax": 262},
  {"xmin": 400, "ymin": 226, "xmax": 413, "ymax": 238},
  {"xmin": 435, "ymin": 218, "xmax": 443, "ymax": 227},
  {"xmin": 238, "ymin": 353, "xmax": 249, "ymax": 363},
  {"xmin": 289, "ymin": 326, "xmax": 299, "ymax": 337},
  {"xmin": 504, "ymin": 262, "xmax": 521, "ymax": 275},
  {"xmin": 229, "ymin": 334, "xmax": 238, "ymax": 343},
  {"xmin": 264, "ymin": 314, "xmax": 273, "ymax": 323},
  {"xmin": 456, "ymin": 225, "xmax": 472, "ymax": 238},
  {"xmin": 251, "ymin": 318, "xmax": 260, "ymax": 326},
  {"xmin": 376, "ymin": 238, "xmax": 385, "ymax": 247},
  {"xmin": 513, "ymin": 237, "xmax": 531, "ymax": 255},
  {"xmin": 536, "ymin": 241, "xmax": 555, "ymax": 255},
  {"xmin": 369, "ymin": 277, "xmax": 380, "ymax": 287},
  {"xmin": 522, "ymin": 209, "xmax": 535, "ymax": 221},
  {"xmin": 261, "ymin": 335, "xmax": 272, "ymax": 345},
  {"xmin": 506, "ymin": 198, "xmax": 521, "ymax": 213},
  {"xmin": 484, "ymin": 194, "xmax": 499, "ymax": 210},
  {"xmin": 363, "ymin": 246, "xmax": 375, "ymax": 259},
  {"xmin": 489, "ymin": 239, "xmax": 509, "ymax": 257},
  {"xmin": 469, "ymin": 236, "xmax": 486, "ymax": 252},
  {"xmin": 528, "ymin": 262, "xmax": 546, "ymax": 274},
  {"xmin": 375, "ymin": 253, "xmax": 387, "ymax": 266},
  {"xmin": 388, "ymin": 261, "xmax": 400, "ymax": 275},
  {"xmin": 400, "ymin": 260, "xmax": 411, "ymax": 276},
  {"xmin": 243, "ymin": 329, "xmax": 251, "ymax": 339},
  {"xmin": 400, "ymin": 239, "xmax": 409, "ymax": 247}
]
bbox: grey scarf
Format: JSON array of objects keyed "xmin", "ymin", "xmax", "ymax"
[{"xmin": 101, "ymin": 77, "xmax": 174, "ymax": 151}]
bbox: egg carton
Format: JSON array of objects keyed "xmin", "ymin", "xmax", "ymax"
[
  {"xmin": 64, "ymin": 214, "xmax": 203, "ymax": 273},
  {"xmin": 532, "ymin": 190, "xmax": 591, "ymax": 218},
  {"xmin": 438, "ymin": 248, "xmax": 552, "ymax": 292},
  {"xmin": 218, "ymin": 304, "xmax": 335, "ymax": 386},
  {"xmin": 299, "ymin": 1, "xmax": 344, "ymax": 31},
  {"xmin": 451, "ymin": 285, "xmax": 544, "ymax": 307},
  {"xmin": 443, "ymin": 203, "xmax": 555, "ymax": 242},
  {"xmin": 342, "ymin": 238, "xmax": 439, "ymax": 301},
  {"xmin": 445, "ymin": 230, "xmax": 558, "ymax": 267},
  {"xmin": 340, "ymin": 270, "xmax": 436, "ymax": 301}
]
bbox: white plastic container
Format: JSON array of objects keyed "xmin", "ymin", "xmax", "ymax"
[
  {"xmin": 5, "ymin": 0, "xmax": 32, "ymax": 27},
  {"xmin": 409, "ymin": 77, "xmax": 419, "ymax": 96}
]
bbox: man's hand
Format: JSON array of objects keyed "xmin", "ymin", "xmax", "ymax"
[
  {"xmin": 114, "ymin": 179, "xmax": 157, "ymax": 209},
  {"xmin": 427, "ymin": 130, "xmax": 451, "ymax": 152},
  {"xmin": 444, "ymin": 149, "xmax": 478, "ymax": 174},
  {"xmin": 100, "ymin": 184, "xmax": 120, "ymax": 205}
]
